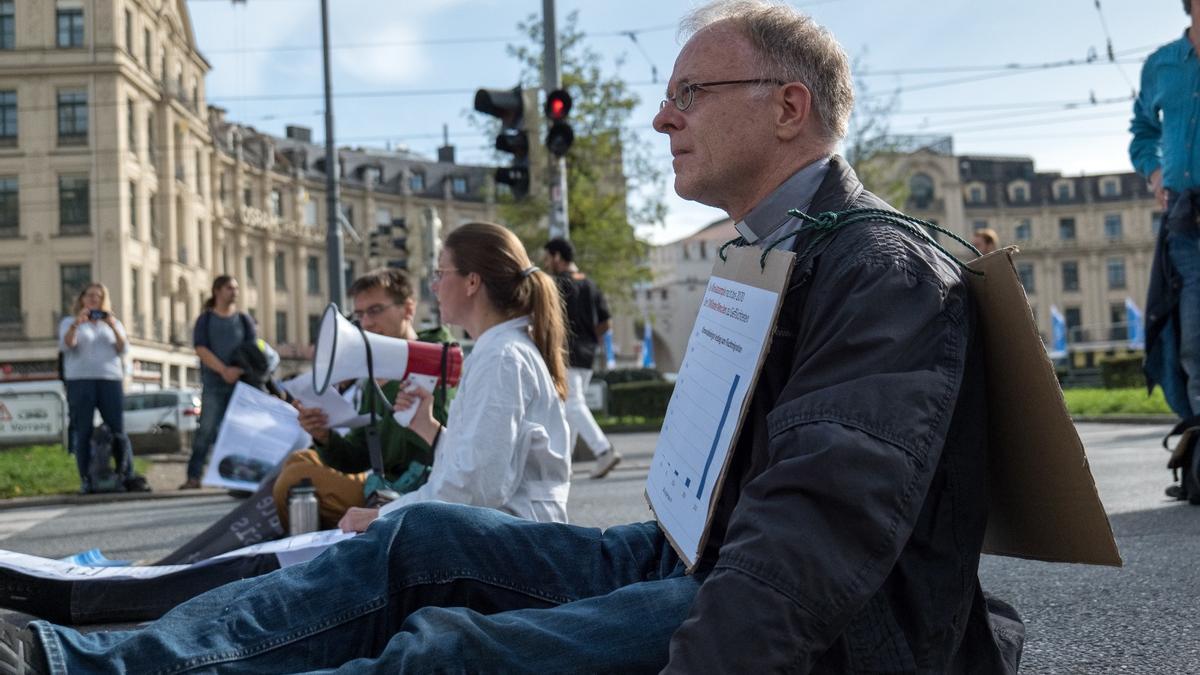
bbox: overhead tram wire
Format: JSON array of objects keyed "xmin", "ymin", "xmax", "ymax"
[{"xmin": 1091, "ymin": 0, "xmax": 1138, "ymax": 94}]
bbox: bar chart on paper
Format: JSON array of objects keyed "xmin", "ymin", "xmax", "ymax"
[{"xmin": 646, "ymin": 274, "xmax": 780, "ymax": 567}]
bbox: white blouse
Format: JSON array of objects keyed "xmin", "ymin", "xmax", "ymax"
[{"xmin": 379, "ymin": 316, "xmax": 571, "ymax": 523}]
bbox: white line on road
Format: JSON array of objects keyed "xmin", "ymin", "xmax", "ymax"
[{"xmin": 0, "ymin": 507, "xmax": 68, "ymax": 541}]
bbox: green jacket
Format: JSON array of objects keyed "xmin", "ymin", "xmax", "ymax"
[{"xmin": 314, "ymin": 326, "xmax": 455, "ymax": 496}]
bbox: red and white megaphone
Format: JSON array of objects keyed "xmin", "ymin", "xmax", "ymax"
[{"xmin": 312, "ymin": 303, "xmax": 462, "ymax": 425}]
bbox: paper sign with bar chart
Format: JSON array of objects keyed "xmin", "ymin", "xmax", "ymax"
[{"xmin": 646, "ymin": 274, "xmax": 781, "ymax": 569}]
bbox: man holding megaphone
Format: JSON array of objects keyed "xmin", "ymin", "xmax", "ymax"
[{"xmin": 275, "ymin": 269, "xmax": 455, "ymax": 530}]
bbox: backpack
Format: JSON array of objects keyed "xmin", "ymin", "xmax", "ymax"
[
  {"xmin": 88, "ymin": 425, "xmax": 126, "ymax": 493},
  {"xmin": 1164, "ymin": 416, "xmax": 1200, "ymax": 504}
]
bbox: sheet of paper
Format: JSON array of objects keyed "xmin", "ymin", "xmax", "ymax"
[
  {"xmin": 0, "ymin": 531, "xmax": 357, "ymax": 581},
  {"xmin": 282, "ymin": 372, "xmax": 370, "ymax": 429},
  {"xmin": 202, "ymin": 383, "xmax": 305, "ymax": 491},
  {"xmin": 645, "ymin": 275, "xmax": 782, "ymax": 569}
]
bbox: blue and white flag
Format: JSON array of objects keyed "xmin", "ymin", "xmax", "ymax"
[
  {"xmin": 1125, "ymin": 297, "xmax": 1145, "ymax": 349},
  {"xmin": 641, "ymin": 317, "xmax": 656, "ymax": 369},
  {"xmin": 603, "ymin": 330, "xmax": 617, "ymax": 370},
  {"xmin": 1049, "ymin": 305, "xmax": 1067, "ymax": 359}
]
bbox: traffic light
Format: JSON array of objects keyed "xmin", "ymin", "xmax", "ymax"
[
  {"xmin": 368, "ymin": 223, "xmax": 392, "ymax": 259},
  {"xmin": 544, "ymin": 88, "xmax": 574, "ymax": 159},
  {"xmin": 389, "ymin": 218, "xmax": 408, "ymax": 270},
  {"xmin": 475, "ymin": 86, "xmax": 530, "ymax": 199}
]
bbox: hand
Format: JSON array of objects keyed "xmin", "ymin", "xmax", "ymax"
[
  {"xmin": 103, "ymin": 313, "xmax": 117, "ymax": 328},
  {"xmin": 1149, "ymin": 168, "xmax": 1166, "ymax": 210},
  {"xmin": 75, "ymin": 309, "xmax": 90, "ymax": 326},
  {"xmin": 221, "ymin": 365, "xmax": 244, "ymax": 385},
  {"xmin": 393, "ymin": 381, "xmax": 438, "ymax": 442},
  {"xmin": 294, "ymin": 402, "xmax": 331, "ymax": 445},
  {"xmin": 338, "ymin": 506, "xmax": 380, "ymax": 533}
]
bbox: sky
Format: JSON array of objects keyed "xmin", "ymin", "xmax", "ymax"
[{"xmin": 185, "ymin": 0, "xmax": 1189, "ymax": 244}]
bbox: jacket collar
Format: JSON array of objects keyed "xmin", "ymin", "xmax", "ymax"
[{"xmin": 472, "ymin": 315, "xmax": 531, "ymax": 354}]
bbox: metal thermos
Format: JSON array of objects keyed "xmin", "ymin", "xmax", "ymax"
[{"xmin": 288, "ymin": 478, "xmax": 319, "ymax": 536}]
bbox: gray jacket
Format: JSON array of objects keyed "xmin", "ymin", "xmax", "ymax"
[{"xmin": 666, "ymin": 157, "xmax": 1012, "ymax": 673}]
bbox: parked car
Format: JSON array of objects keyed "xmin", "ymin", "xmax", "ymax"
[{"xmin": 123, "ymin": 389, "xmax": 201, "ymax": 454}]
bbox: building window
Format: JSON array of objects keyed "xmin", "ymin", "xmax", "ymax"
[
  {"xmin": 1109, "ymin": 303, "xmax": 1128, "ymax": 341},
  {"xmin": 0, "ymin": 1, "xmax": 14, "ymax": 50},
  {"xmin": 143, "ymin": 28, "xmax": 151, "ymax": 65},
  {"xmin": 57, "ymin": 90, "xmax": 87, "ymax": 144},
  {"xmin": 1017, "ymin": 262, "xmax": 1035, "ymax": 294},
  {"xmin": 1015, "ymin": 218, "xmax": 1032, "ymax": 241},
  {"xmin": 699, "ymin": 240, "xmax": 707, "ymax": 260},
  {"xmin": 1065, "ymin": 307, "xmax": 1082, "ymax": 342},
  {"xmin": 195, "ymin": 152, "xmax": 203, "ymax": 194},
  {"xmin": 0, "ymin": 90, "xmax": 14, "ymax": 147},
  {"xmin": 0, "ymin": 177, "xmax": 16, "ymax": 238},
  {"xmin": 1058, "ymin": 217, "xmax": 1076, "ymax": 241},
  {"xmin": 306, "ymin": 255, "xmax": 320, "ymax": 295},
  {"xmin": 972, "ymin": 220, "xmax": 988, "ymax": 231},
  {"xmin": 270, "ymin": 188, "xmax": 283, "ymax": 218},
  {"xmin": 451, "ymin": 176, "xmax": 468, "ymax": 194},
  {"xmin": 344, "ymin": 260, "xmax": 355, "ymax": 294},
  {"xmin": 274, "ymin": 251, "xmax": 286, "ymax": 290},
  {"xmin": 56, "ymin": 6, "xmax": 85, "ymax": 48},
  {"xmin": 148, "ymin": 193, "xmax": 158, "ymax": 246},
  {"xmin": 128, "ymin": 180, "xmax": 137, "ymax": 237},
  {"xmin": 58, "ymin": 175, "xmax": 89, "ymax": 234},
  {"xmin": 131, "ymin": 267, "xmax": 141, "ymax": 333},
  {"xmin": 1061, "ymin": 261, "xmax": 1080, "ymax": 292},
  {"xmin": 126, "ymin": 98, "xmax": 136, "ymax": 152},
  {"xmin": 150, "ymin": 274, "xmax": 159, "ymax": 336},
  {"xmin": 1152, "ymin": 210, "xmax": 1163, "ymax": 235},
  {"xmin": 375, "ymin": 207, "xmax": 391, "ymax": 227},
  {"xmin": 124, "ymin": 9, "xmax": 132, "ymax": 52},
  {"xmin": 968, "ymin": 185, "xmax": 984, "ymax": 203},
  {"xmin": 146, "ymin": 110, "xmax": 156, "ymax": 164},
  {"xmin": 1101, "ymin": 179, "xmax": 1120, "ymax": 198},
  {"xmin": 409, "ymin": 172, "xmax": 425, "ymax": 192},
  {"xmin": 245, "ymin": 255, "xmax": 255, "ymax": 285},
  {"xmin": 304, "ymin": 198, "xmax": 317, "ymax": 226},
  {"xmin": 59, "ymin": 263, "xmax": 90, "ymax": 316},
  {"xmin": 1010, "ymin": 184, "xmax": 1028, "ymax": 203},
  {"xmin": 0, "ymin": 265, "xmax": 18, "ymax": 324},
  {"xmin": 1104, "ymin": 213, "xmax": 1123, "ymax": 241},
  {"xmin": 908, "ymin": 172, "xmax": 934, "ymax": 209},
  {"xmin": 275, "ymin": 311, "xmax": 288, "ymax": 344},
  {"xmin": 1055, "ymin": 182, "xmax": 1073, "ymax": 201},
  {"xmin": 1107, "ymin": 257, "xmax": 1127, "ymax": 289},
  {"xmin": 243, "ymin": 187, "xmax": 253, "ymax": 208}
]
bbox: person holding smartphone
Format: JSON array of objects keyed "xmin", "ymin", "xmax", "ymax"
[{"xmin": 57, "ymin": 283, "xmax": 130, "ymax": 493}]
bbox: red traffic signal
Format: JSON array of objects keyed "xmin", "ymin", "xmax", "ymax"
[{"xmin": 545, "ymin": 89, "xmax": 572, "ymax": 121}]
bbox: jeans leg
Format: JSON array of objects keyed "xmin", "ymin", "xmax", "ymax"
[
  {"xmin": 33, "ymin": 502, "xmax": 680, "ymax": 675},
  {"xmin": 65, "ymin": 380, "xmax": 98, "ymax": 484},
  {"xmin": 93, "ymin": 381, "xmax": 133, "ymax": 479},
  {"xmin": 565, "ymin": 367, "xmax": 611, "ymax": 456},
  {"xmin": 1168, "ymin": 231, "xmax": 1200, "ymax": 415},
  {"xmin": 188, "ymin": 385, "xmax": 232, "ymax": 480}
]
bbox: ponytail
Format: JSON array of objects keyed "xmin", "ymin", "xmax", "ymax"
[{"xmin": 445, "ymin": 223, "xmax": 569, "ymax": 400}]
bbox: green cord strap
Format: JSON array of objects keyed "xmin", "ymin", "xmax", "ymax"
[{"xmin": 719, "ymin": 207, "xmax": 984, "ymax": 276}]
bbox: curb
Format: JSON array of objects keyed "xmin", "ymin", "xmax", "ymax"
[{"xmin": 0, "ymin": 488, "xmax": 230, "ymax": 511}]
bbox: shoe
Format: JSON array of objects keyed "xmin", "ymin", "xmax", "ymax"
[
  {"xmin": 227, "ymin": 489, "xmax": 252, "ymax": 499},
  {"xmin": 1166, "ymin": 484, "xmax": 1187, "ymax": 500},
  {"xmin": 178, "ymin": 478, "xmax": 202, "ymax": 490},
  {"xmin": 589, "ymin": 450, "xmax": 622, "ymax": 479},
  {"xmin": 0, "ymin": 620, "xmax": 48, "ymax": 675}
]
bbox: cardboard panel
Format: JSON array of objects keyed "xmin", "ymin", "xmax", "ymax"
[{"xmin": 968, "ymin": 248, "xmax": 1122, "ymax": 566}]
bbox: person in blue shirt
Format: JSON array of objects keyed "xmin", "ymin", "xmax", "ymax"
[{"xmin": 1131, "ymin": 0, "xmax": 1200, "ymax": 425}]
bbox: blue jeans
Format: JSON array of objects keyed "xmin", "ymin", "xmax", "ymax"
[
  {"xmin": 33, "ymin": 502, "xmax": 696, "ymax": 674},
  {"xmin": 187, "ymin": 383, "xmax": 234, "ymax": 480},
  {"xmin": 1168, "ymin": 199, "xmax": 1200, "ymax": 415},
  {"xmin": 65, "ymin": 379, "xmax": 127, "ymax": 485}
]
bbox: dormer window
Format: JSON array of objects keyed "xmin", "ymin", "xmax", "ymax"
[
  {"xmin": 1101, "ymin": 178, "xmax": 1120, "ymax": 198},
  {"xmin": 1053, "ymin": 179, "xmax": 1074, "ymax": 202},
  {"xmin": 965, "ymin": 182, "xmax": 986, "ymax": 204},
  {"xmin": 1008, "ymin": 181, "xmax": 1030, "ymax": 204},
  {"xmin": 409, "ymin": 172, "xmax": 425, "ymax": 192},
  {"xmin": 451, "ymin": 176, "xmax": 468, "ymax": 195}
]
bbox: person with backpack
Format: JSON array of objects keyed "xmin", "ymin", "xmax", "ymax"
[
  {"xmin": 57, "ymin": 283, "xmax": 131, "ymax": 494},
  {"xmin": 180, "ymin": 275, "xmax": 256, "ymax": 489}
]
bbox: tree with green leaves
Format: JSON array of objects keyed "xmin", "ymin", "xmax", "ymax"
[{"xmin": 489, "ymin": 11, "xmax": 664, "ymax": 306}]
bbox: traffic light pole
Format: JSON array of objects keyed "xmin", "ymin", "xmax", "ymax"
[
  {"xmin": 321, "ymin": 0, "xmax": 346, "ymax": 309},
  {"xmin": 542, "ymin": 0, "xmax": 569, "ymax": 241}
]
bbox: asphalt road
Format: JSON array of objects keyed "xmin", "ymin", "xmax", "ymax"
[{"xmin": 2, "ymin": 425, "xmax": 1197, "ymax": 672}]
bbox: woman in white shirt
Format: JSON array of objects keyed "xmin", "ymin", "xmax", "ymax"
[
  {"xmin": 339, "ymin": 222, "xmax": 572, "ymax": 532},
  {"xmin": 57, "ymin": 283, "xmax": 131, "ymax": 493}
]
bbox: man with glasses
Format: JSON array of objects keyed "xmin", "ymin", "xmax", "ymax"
[
  {"xmin": 3, "ymin": 3, "xmax": 1019, "ymax": 673},
  {"xmin": 276, "ymin": 268, "xmax": 454, "ymax": 530}
]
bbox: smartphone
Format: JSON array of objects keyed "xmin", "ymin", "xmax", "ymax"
[{"xmin": 89, "ymin": 309, "xmax": 108, "ymax": 320}]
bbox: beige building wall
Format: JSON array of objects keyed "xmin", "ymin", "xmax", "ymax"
[{"xmin": 0, "ymin": 0, "xmax": 503, "ymax": 387}]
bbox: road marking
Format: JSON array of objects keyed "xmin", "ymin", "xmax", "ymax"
[{"xmin": 0, "ymin": 507, "xmax": 68, "ymax": 541}]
